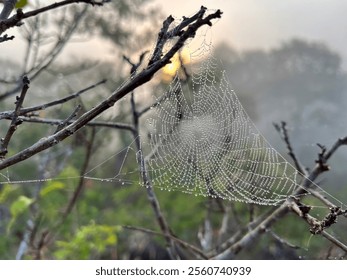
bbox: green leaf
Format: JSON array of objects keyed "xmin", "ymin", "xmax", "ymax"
[
  {"xmin": 54, "ymin": 222, "xmax": 121, "ymax": 259},
  {"xmin": 7, "ymin": 195, "xmax": 33, "ymax": 233},
  {"xmin": 0, "ymin": 184, "xmax": 14, "ymax": 203},
  {"xmin": 15, "ymin": 0, "xmax": 28, "ymax": 9},
  {"xmin": 10, "ymin": 195, "xmax": 33, "ymax": 217},
  {"xmin": 40, "ymin": 181, "xmax": 65, "ymax": 197}
]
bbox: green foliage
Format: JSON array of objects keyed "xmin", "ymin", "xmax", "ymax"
[
  {"xmin": 40, "ymin": 181, "xmax": 65, "ymax": 197},
  {"xmin": 157, "ymin": 190, "xmax": 205, "ymax": 239},
  {"xmin": 10, "ymin": 195, "xmax": 33, "ymax": 217},
  {"xmin": 37, "ymin": 166, "xmax": 80, "ymax": 228},
  {"xmin": 54, "ymin": 221, "xmax": 121, "ymax": 259},
  {"xmin": 7, "ymin": 195, "xmax": 33, "ymax": 232},
  {"xmin": 0, "ymin": 184, "xmax": 14, "ymax": 203},
  {"xmin": 15, "ymin": 0, "xmax": 28, "ymax": 9}
]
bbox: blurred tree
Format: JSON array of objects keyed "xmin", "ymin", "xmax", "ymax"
[
  {"xmin": 214, "ymin": 39, "xmax": 347, "ymax": 166},
  {"xmin": 79, "ymin": 0, "xmax": 160, "ymax": 50}
]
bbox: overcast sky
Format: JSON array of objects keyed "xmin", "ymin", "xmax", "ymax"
[{"xmin": 154, "ymin": 0, "xmax": 347, "ymax": 67}]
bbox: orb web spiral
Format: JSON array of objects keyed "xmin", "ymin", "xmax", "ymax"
[{"xmin": 144, "ymin": 46, "xmax": 301, "ymax": 206}]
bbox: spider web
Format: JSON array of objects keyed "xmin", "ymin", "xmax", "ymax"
[
  {"xmin": 0, "ymin": 26, "xmax": 345, "ymax": 209},
  {"xmin": 142, "ymin": 42, "xmax": 344, "ymax": 207}
]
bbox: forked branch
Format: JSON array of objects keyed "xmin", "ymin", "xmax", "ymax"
[
  {"xmin": 213, "ymin": 134, "xmax": 347, "ymax": 259},
  {"xmin": 0, "ymin": 76, "xmax": 30, "ymax": 159},
  {"xmin": 0, "ymin": 7, "xmax": 222, "ymax": 170},
  {"xmin": 0, "ymin": 0, "xmax": 108, "ymax": 37}
]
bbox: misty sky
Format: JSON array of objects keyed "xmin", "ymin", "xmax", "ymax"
[
  {"xmin": 1, "ymin": 1, "xmax": 346, "ymax": 185},
  {"xmin": 1, "ymin": 1, "xmax": 347, "ymax": 68},
  {"xmin": 155, "ymin": 0, "xmax": 347, "ymax": 68}
]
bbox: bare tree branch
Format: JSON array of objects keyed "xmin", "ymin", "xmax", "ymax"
[
  {"xmin": 54, "ymin": 105, "xmax": 82, "ymax": 133},
  {"xmin": 212, "ymin": 134, "xmax": 347, "ymax": 259},
  {"xmin": 137, "ymin": 50, "xmax": 190, "ymax": 120},
  {"xmin": 0, "ymin": 33, "xmax": 13, "ymax": 42},
  {"xmin": 274, "ymin": 121, "xmax": 307, "ymax": 175},
  {"xmin": 274, "ymin": 121, "xmax": 346, "ymax": 209},
  {"xmin": 289, "ymin": 199, "xmax": 347, "ymax": 252},
  {"xmin": 324, "ymin": 137, "xmax": 347, "ymax": 159},
  {"xmin": 60, "ymin": 128, "xmax": 95, "ymax": 221},
  {"xmin": 124, "ymin": 53, "xmax": 179, "ymax": 259},
  {"xmin": 123, "ymin": 225, "xmax": 208, "ymax": 259},
  {"xmin": 0, "ymin": 76, "xmax": 30, "ymax": 159},
  {"xmin": 0, "ymin": 7, "xmax": 222, "ymax": 171},
  {"xmin": 0, "ymin": 0, "xmax": 16, "ymax": 20},
  {"xmin": 13, "ymin": 116, "xmax": 136, "ymax": 133},
  {"xmin": 0, "ymin": 0, "xmax": 108, "ymax": 36},
  {"xmin": 266, "ymin": 229, "xmax": 301, "ymax": 250},
  {"xmin": 27, "ymin": 8, "xmax": 87, "ymax": 81},
  {"xmin": 123, "ymin": 51, "xmax": 149, "ymax": 76},
  {"xmin": 0, "ymin": 79, "xmax": 106, "ymax": 120},
  {"xmin": 0, "ymin": 7, "xmax": 89, "ymax": 101},
  {"xmin": 25, "ymin": 79, "xmax": 106, "ymax": 114},
  {"xmin": 290, "ymin": 199, "xmax": 347, "ymax": 235}
]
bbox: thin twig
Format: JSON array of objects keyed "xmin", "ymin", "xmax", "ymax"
[
  {"xmin": 212, "ymin": 134, "xmax": 347, "ymax": 259},
  {"xmin": 266, "ymin": 229, "xmax": 301, "ymax": 249},
  {"xmin": 217, "ymin": 204, "xmax": 231, "ymax": 246},
  {"xmin": 0, "ymin": 0, "xmax": 108, "ymax": 35},
  {"xmin": 54, "ymin": 105, "xmax": 81, "ymax": 133},
  {"xmin": 138, "ymin": 24, "xmax": 192, "ymax": 118},
  {"xmin": 274, "ymin": 121, "xmax": 307, "ymax": 175},
  {"xmin": 0, "ymin": 33, "xmax": 14, "ymax": 42},
  {"xmin": 15, "ymin": 219, "xmax": 34, "ymax": 260},
  {"xmin": 26, "ymin": 79, "xmax": 106, "ymax": 114},
  {"xmin": 0, "ymin": 79, "xmax": 107, "ymax": 120},
  {"xmin": 321, "ymin": 231, "xmax": 347, "ymax": 252},
  {"xmin": 123, "ymin": 51, "xmax": 148, "ymax": 76},
  {"xmin": 148, "ymin": 15, "xmax": 175, "ymax": 66},
  {"xmin": 212, "ymin": 201, "xmax": 291, "ymax": 259},
  {"xmin": 324, "ymin": 137, "xmax": 347, "ymax": 160},
  {"xmin": 209, "ymin": 205, "xmax": 277, "ymax": 257},
  {"xmin": 0, "ymin": 76, "xmax": 30, "ymax": 159},
  {"xmin": 0, "ymin": 0, "xmax": 16, "ymax": 20},
  {"xmin": 27, "ymin": 8, "xmax": 88, "ymax": 81},
  {"xmin": 25, "ymin": 129, "xmax": 96, "ymax": 256},
  {"xmin": 125, "ymin": 52, "xmax": 179, "ymax": 259},
  {"xmin": 0, "ymin": 7, "xmax": 89, "ymax": 101},
  {"xmin": 289, "ymin": 199, "xmax": 347, "ymax": 252},
  {"xmin": 62, "ymin": 128, "xmax": 95, "ymax": 220},
  {"xmin": 273, "ymin": 122, "xmax": 342, "ymax": 208},
  {"xmin": 123, "ymin": 225, "xmax": 208, "ymax": 259},
  {"xmin": 138, "ymin": 92, "xmax": 168, "ymax": 117},
  {"xmin": 0, "ymin": 8, "xmax": 222, "ymax": 171},
  {"xmin": 15, "ymin": 117, "xmax": 136, "ymax": 133},
  {"xmin": 198, "ymin": 211, "xmax": 213, "ymax": 252},
  {"xmin": 166, "ymin": 6, "xmax": 208, "ymax": 38}
]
